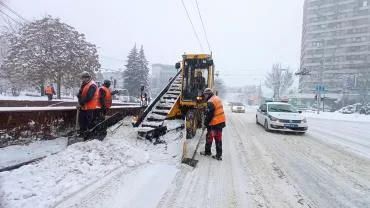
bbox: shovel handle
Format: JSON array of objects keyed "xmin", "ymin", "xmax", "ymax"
[{"xmin": 191, "ymin": 129, "xmax": 205, "ymax": 160}]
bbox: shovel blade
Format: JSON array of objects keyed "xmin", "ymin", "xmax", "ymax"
[
  {"xmin": 181, "ymin": 158, "xmax": 199, "ymax": 167},
  {"xmin": 67, "ymin": 136, "xmax": 84, "ymax": 146}
]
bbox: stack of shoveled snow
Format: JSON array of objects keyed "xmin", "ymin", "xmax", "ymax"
[
  {"xmin": 0, "ymin": 137, "xmax": 68, "ymax": 170},
  {"xmin": 0, "ymin": 118, "xmax": 185, "ymax": 208},
  {"xmin": 0, "ymin": 131, "xmax": 149, "ymax": 208}
]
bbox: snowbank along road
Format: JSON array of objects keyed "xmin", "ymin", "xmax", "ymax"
[{"xmin": 1, "ymin": 109, "xmax": 370, "ymax": 208}]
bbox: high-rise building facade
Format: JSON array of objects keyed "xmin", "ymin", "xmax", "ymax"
[{"xmin": 300, "ymin": 0, "xmax": 370, "ymax": 95}]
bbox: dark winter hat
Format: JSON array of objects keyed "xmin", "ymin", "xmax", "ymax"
[
  {"xmin": 80, "ymin": 71, "xmax": 91, "ymax": 78},
  {"xmin": 103, "ymin": 80, "xmax": 111, "ymax": 87}
]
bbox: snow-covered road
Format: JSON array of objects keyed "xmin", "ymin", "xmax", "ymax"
[
  {"xmin": 158, "ymin": 110, "xmax": 370, "ymax": 208},
  {"xmin": 2, "ymin": 110, "xmax": 370, "ymax": 208}
]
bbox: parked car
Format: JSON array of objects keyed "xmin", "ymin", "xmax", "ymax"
[
  {"xmin": 231, "ymin": 102, "xmax": 245, "ymax": 113},
  {"xmin": 256, "ymin": 102, "xmax": 308, "ymax": 134},
  {"xmin": 338, "ymin": 105, "xmax": 356, "ymax": 114},
  {"xmin": 360, "ymin": 104, "xmax": 370, "ymax": 115}
]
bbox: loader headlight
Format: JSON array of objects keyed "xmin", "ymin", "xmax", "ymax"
[{"xmin": 196, "ymin": 96, "xmax": 203, "ymax": 101}]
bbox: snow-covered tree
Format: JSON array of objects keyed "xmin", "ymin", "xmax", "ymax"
[
  {"xmin": 0, "ymin": 14, "xmax": 22, "ymax": 94},
  {"xmin": 265, "ymin": 63, "xmax": 293, "ymax": 99},
  {"xmin": 0, "ymin": 16, "xmax": 100, "ymax": 98},
  {"xmin": 123, "ymin": 44, "xmax": 150, "ymax": 97},
  {"xmin": 137, "ymin": 45, "xmax": 150, "ymax": 91},
  {"xmin": 123, "ymin": 44, "xmax": 139, "ymax": 96}
]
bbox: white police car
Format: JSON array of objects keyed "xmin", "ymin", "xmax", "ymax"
[{"xmin": 256, "ymin": 102, "xmax": 308, "ymax": 133}]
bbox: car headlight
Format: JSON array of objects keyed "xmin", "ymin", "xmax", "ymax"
[
  {"xmin": 268, "ymin": 114, "xmax": 278, "ymax": 121},
  {"xmin": 302, "ymin": 118, "xmax": 307, "ymax": 123}
]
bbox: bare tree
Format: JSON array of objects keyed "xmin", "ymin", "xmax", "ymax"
[
  {"xmin": 265, "ymin": 63, "xmax": 294, "ymax": 99},
  {"xmin": 357, "ymin": 70, "xmax": 370, "ymax": 104}
]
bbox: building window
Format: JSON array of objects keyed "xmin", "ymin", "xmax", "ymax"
[{"xmin": 363, "ymin": 0, "xmax": 368, "ymax": 7}]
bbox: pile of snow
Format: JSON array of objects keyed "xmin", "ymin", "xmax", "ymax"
[
  {"xmin": 0, "ymin": 134, "xmax": 149, "ymax": 208},
  {"xmin": 0, "ymin": 138, "xmax": 68, "ymax": 170},
  {"xmin": 305, "ymin": 111, "xmax": 370, "ymax": 123},
  {"xmin": 0, "ymin": 118, "xmax": 185, "ymax": 208}
]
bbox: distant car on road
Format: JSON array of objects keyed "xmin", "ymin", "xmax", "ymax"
[
  {"xmin": 231, "ymin": 102, "xmax": 245, "ymax": 113},
  {"xmin": 256, "ymin": 102, "xmax": 308, "ymax": 134}
]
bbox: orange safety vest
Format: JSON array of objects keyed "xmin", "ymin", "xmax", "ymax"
[
  {"xmin": 208, "ymin": 95, "xmax": 226, "ymax": 126},
  {"xmin": 97, "ymin": 86, "xmax": 112, "ymax": 108},
  {"xmin": 81, "ymin": 81, "xmax": 99, "ymax": 110},
  {"xmin": 45, "ymin": 86, "xmax": 53, "ymax": 95}
]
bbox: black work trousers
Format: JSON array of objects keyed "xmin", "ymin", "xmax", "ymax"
[
  {"xmin": 79, "ymin": 109, "xmax": 98, "ymax": 134},
  {"xmin": 204, "ymin": 129, "xmax": 223, "ymax": 157}
]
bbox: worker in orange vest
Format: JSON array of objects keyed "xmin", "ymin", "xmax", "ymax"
[
  {"xmin": 97, "ymin": 80, "xmax": 118, "ymax": 119},
  {"xmin": 76, "ymin": 71, "xmax": 99, "ymax": 139},
  {"xmin": 44, "ymin": 84, "xmax": 56, "ymax": 101},
  {"xmin": 200, "ymin": 88, "xmax": 226, "ymax": 161}
]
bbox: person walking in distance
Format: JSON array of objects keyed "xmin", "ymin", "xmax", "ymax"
[
  {"xmin": 200, "ymin": 88, "xmax": 226, "ymax": 160},
  {"xmin": 77, "ymin": 71, "xmax": 99, "ymax": 140},
  {"xmin": 44, "ymin": 84, "xmax": 56, "ymax": 101}
]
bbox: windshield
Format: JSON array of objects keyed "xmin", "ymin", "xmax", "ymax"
[{"xmin": 268, "ymin": 104, "xmax": 298, "ymax": 113}]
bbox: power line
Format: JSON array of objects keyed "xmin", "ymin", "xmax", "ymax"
[
  {"xmin": 0, "ymin": 9, "xmax": 22, "ymax": 25},
  {"xmin": 195, "ymin": 0, "xmax": 212, "ymax": 52},
  {"xmin": 0, "ymin": 1, "xmax": 28, "ymax": 22},
  {"xmin": 180, "ymin": 0, "xmax": 204, "ymax": 52}
]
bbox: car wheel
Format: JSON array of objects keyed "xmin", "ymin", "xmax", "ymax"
[{"xmin": 264, "ymin": 120, "xmax": 270, "ymax": 132}]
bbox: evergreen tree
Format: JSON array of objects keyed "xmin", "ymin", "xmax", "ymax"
[
  {"xmin": 123, "ymin": 44, "xmax": 140, "ymax": 96},
  {"xmin": 137, "ymin": 45, "xmax": 150, "ymax": 92}
]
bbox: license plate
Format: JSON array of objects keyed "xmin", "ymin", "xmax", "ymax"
[{"xmin": 284, "ymin": 124, "xmax": 298, "ymax": 128}]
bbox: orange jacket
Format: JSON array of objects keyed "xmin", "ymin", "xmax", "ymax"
[
  {"xmin": 97, "ymin": 86, "xmax": 112, "ymax": 108},
  {"xmin": 81, "ymin": 81, "xmax": 99, "ymax": 110},
  {"xmin": 208, "ymin": 95, "xmax": 226, "ymax": 126},
  {"xmin": 44, "ymin": 86, "xmax": 55, "ymax": 95}
]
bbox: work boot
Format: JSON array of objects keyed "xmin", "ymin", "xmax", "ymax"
[
  {"xmin": 200, "ymin": 151, "xmax": 211, "ymax": 156},
  {"xmin": 212, "ymin": 155, "xmax": 222, "ymax": 161}
]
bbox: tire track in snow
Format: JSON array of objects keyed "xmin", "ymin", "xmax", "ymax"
[
  {"xmin": 243, "ymin": 112, "xmax": 370, "ymax": 207},
  {"xmin": 230, "ymin": 114, "xmax": 311, "ymax": 208}
]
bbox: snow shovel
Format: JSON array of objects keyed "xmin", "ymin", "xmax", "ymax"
[
  {"xmin": 67, "ymin": 107, "xmax": 83, "ymax": 146},
  {"xmin": 181, "ymin": 128, "xmax": 206, "ymax": 167}
]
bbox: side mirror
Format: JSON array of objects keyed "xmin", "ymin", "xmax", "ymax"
[
  {"xmin": 261, "ymin": 109, "xmax": 266, "ymax": 113},
  {"xmin": 175, "ymin": 62, "xmax": 181, "ymax": 69}
]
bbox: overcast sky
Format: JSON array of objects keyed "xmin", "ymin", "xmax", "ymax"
[{"xmin": 5, "ymin": 0, "xmax": 304, "ymax": 87}]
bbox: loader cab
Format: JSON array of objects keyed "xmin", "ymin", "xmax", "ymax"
[{"xmin": 179, "ymin": 55, "xmax": 214, "ymax": 104}]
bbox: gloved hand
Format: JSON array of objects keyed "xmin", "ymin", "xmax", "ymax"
[{"xmin": 101, "ymin": 105, "xmax": 107, "ymax": 114}]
